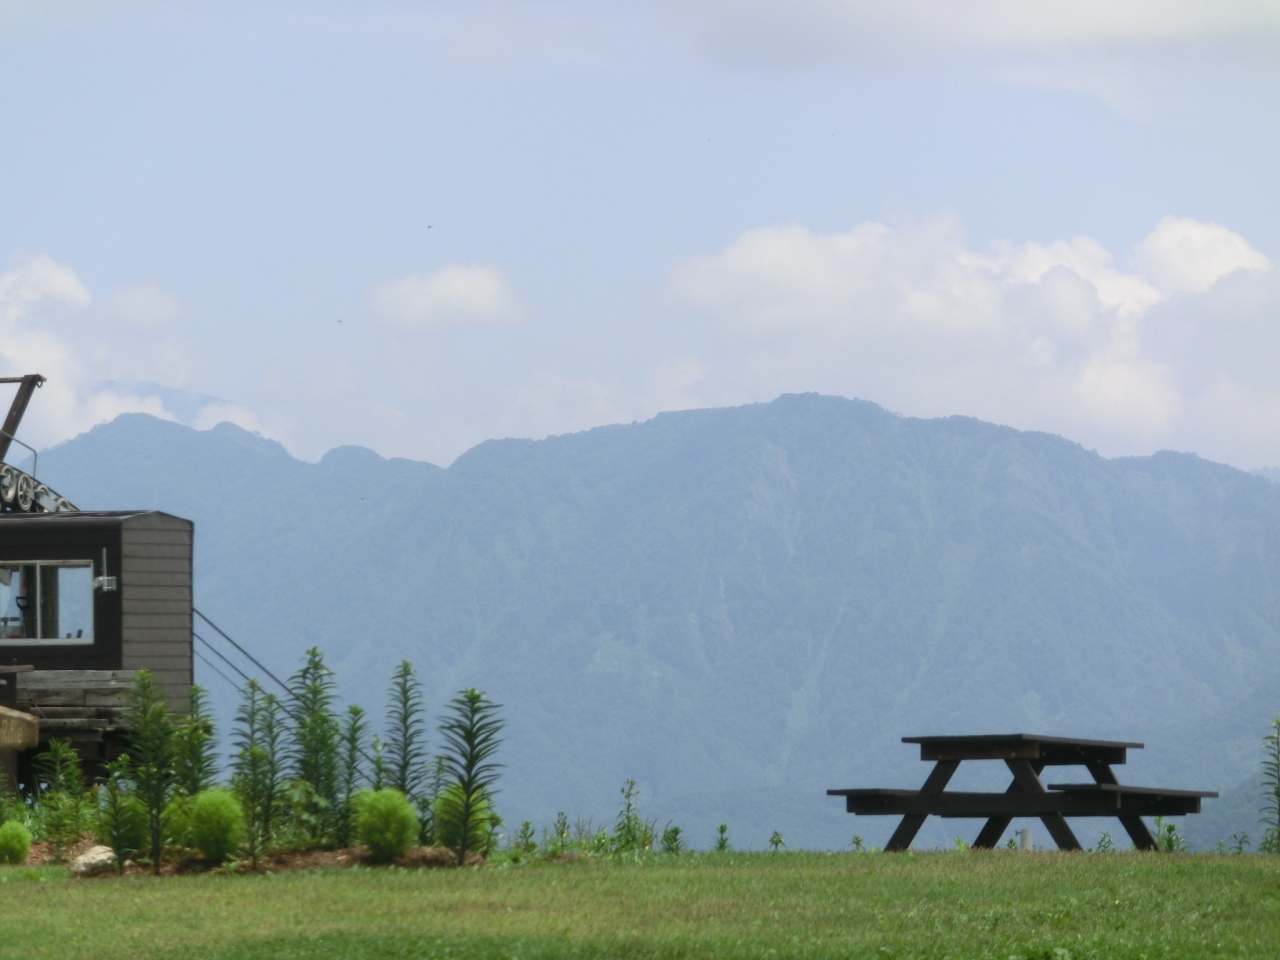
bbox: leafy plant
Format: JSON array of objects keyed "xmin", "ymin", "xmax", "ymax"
[
  {"xmin": 1230, "ymin": 832, "xmax": 1251, "ymax": 854},
  {"xmin": 1262, "ymin": 718, "xmax": 1280, "ymax": 852},
  {"xmin": 715, "ymin": 823, "xmax": 730, "ymax": 852},
  {"xmin": 173, "ymin": 685, "xmax": 218, "ymax": 798},
  {"xmin": 124, "ymin": 670, "xmax": 177, "ymax": 874},
  {"xmin": 769, "ymin": 830, "xmax": 785, "ymax": 851},
  {"xmin": 437, "ymin": 688, "xmax": 505, "ymax": 866},
  {"xmin": 0, "ymin": 819, "xmax": 31, "ymax": 865},
  {"xmin": 415, "ymin": 755, "xmax": 449, "ymax": 847},
  {"xmin": 661, "ymin": 823, "xmax": 684, "ymax": 854},
  {"xmin": 336, "ymin": 704, "xmax": 369, "ymax": 847},
  {"xmin": 232, "ymin": 679, "xmax": 284, "ymax": 867},
  {"xmin": 953, "ymin": 836, "xmax": 970, "ymax": 851},
  {"xmin": 370, "ymin": 736, "xmax": 388, "ymax": 792},
  {"xmin": 386, "ymin": 661, "xmax": 427, "ymax": 800},
  {"xmin": 358, "ymin": 789, "xmax": 419, "ymax": 863},
  {"xmin": 850, "ymin": 835, "xmax": 865, "ymax": 852},
  {"xmin": 612, "ymin": 779, "xmax": 654, "ymax": 855},
  {"xmin": 1005, "ymin": 837, "xmax": 1017, "ymax": 851},
  {"xmin": 551, "ymin": 811, "xmax": 571, "ymax": 853},
  {"xmin": 34, "ymin": 739, "xmax": 87, "ymax": 860},
  {"xmin": 96, "ymin": 756, "xmax": 147, "ymax": 875},
  {"xmin": 189, "ymin": 789, "xmax": 247, "ymax": 864},
  {"xmin": 1151, "ymin": 816, "xmax": 1189, "ymax": 853},
  {"xmin": 513, "ymin": 819, "xmax": 537, "ymax": 857},
  {"xmin": 286, "ymin": 648, "xmax": 341, "ymax": 844},
  {"xmin": 1095, "ymin": 831, "xmax": 1114, "ymax": 852},
  {"xmin": 433, "ymin": 782, "xmax": 497, "ymax": 861}
]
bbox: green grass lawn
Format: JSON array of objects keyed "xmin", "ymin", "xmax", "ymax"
[{"xmin": 2, "ymin": 852, "xmax": 1278, "ymax": 960}]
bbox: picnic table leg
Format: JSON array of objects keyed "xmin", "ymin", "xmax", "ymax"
[
  {"xmin": 1005, "ymin": 759, "xmax": 1082, "ymax": 851},
  {"xmin": 973, "ymin": 761, "xmax": 1044, "ymax": 848},
  {"xmin": 884, "ymin": 759, "xmax": 959, "ymax": 852},
  {"xmin": 972, "ymin": 816, "xmax": 1011, "ymax": 849},
  {"xmin": 1086, "ymin": 761, "xmax": 1158, "ymax": 851}
]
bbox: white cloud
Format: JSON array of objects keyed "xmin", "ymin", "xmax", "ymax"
[
  {"xmin": 663, "ymin": 215, "xmax": 1274, "ymax": 461},
  {"xmin": 105, "ymin": 282, "xmax": 184, "ymax": 329},
  {"xmin": 685, "ymin": 0, "xmax": 1280, "ymax": 61},
  {"xmin": 1135, "ymin": 215, "xmax": 1272, "ymax": 296},
  {"xmin": 0, "ymin": 255, "xmax": 254, "ymax": 453},
  {"xmin": 370, "ymin": 264, "xmax": 527, "ymax": 331}
]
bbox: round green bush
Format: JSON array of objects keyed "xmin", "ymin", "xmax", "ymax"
[
  {"xmin": 188, "ymin": 789, "xmax": 247, "ymax": 864},
  {"xmin": 357, "ymin": 789, "xmax": 418, "ymax": 863},
  {"xmin": 433, "ymin": 783, "xmax": 495, "ymax": 858},
  {"xmin": 0, "ymin": 820, "xmax": 32, "ymax": 865}
]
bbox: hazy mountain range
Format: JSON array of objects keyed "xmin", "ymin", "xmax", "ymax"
[{"xmin": 31, "ymin": 394, "xmax": 1280, "ymax": 850}]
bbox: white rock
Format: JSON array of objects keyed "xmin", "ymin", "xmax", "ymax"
[{"xmin": 69, "ymin": 845, "xmax": 119, "ymax": 877}]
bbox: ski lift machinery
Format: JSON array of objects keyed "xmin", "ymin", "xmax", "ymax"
[{"xmin": 0, "ymin": 375, "xmax": 194, "ymax": 792}]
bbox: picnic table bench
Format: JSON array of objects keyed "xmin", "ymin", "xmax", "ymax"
[{"xmin": 828, "ymin": 734, "xmax": 1217, "ymax": 851}]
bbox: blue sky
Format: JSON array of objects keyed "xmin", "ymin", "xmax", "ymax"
[{"xmin": 2, "ymin": 1, "xmax": 1278, "ymax": 468}]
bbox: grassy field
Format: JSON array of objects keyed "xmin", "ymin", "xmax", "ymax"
[{"xmin": 2, "ymin": 852, "xmax": 1278, "ymax": 960}]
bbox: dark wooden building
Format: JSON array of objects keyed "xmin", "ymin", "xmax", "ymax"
[{"xmin": 0, "ymin": 510, "xmax": 193, "ymax": 788}]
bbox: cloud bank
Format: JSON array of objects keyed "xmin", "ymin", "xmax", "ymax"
[
  {"xmin": 663, "ymin": 214, "xmax": 1277, "ymax": 465},
  {"xmin": 370, "ymin": 264, "xmax": 527, "ymax": 331},
  {"xmin": 0, "ymin": 255, "xmax": 258, "ymax": 451},
  {"xmin": 684, "ymin": 0, "xmax": 1280, "ymax": 61}
]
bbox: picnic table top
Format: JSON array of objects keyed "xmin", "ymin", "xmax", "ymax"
[
  {"xmin": 902, "ymin": 733, "xmax": 1143, "ymax": 764},
  {"xmin": 0, "ymin": 665, "xmax": 33, "ymax": 674}
]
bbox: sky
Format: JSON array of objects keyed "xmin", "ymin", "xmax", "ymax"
[{"xmin": 1, "ymin": 0, "xmax": 1279, "ymax": 469}]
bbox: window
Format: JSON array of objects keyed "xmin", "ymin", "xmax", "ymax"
[{"xmin": 0, "ymin": 561, "xmax": 94, "ymax": 646}]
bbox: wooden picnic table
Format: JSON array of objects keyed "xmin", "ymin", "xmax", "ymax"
[{"xmin": 828, "ymin": 734, "xmax": 1217, "ymax": 851}]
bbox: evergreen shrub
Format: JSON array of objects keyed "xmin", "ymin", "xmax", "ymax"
[
  {"xmin": 0, "ymin": 819, "xmax": 31, "ymax": 865},
  {"xmin": 357, "ymin": 789, "xmax": 418, "ymax": 863},
  {"xmin": 189, "ymin": 789, "xmax": 247, "ymax": 864}
]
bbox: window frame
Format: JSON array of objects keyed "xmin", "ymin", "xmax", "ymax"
[{"xmin": 0, "ymin": 558, "xmax": 96, "ymax": 646}]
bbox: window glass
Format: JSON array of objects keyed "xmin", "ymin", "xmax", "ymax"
[{"xmin": 0, "ymin": 562, "xmax": 94, "ymax": 645}]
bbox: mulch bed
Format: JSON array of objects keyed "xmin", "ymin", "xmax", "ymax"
[{"xmin": 25, "ymin": 835, "xmax": 481, "ymax": 876}]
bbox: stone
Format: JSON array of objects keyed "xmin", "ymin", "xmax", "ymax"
[{"xmin": 69, "ymin": 845, "xmax": 119, "ymax": 877}]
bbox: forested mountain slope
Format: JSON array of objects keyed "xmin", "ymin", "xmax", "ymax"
[{"xmin": 34, "ymin": 395, "xmax": 1280, "ymax": 849}]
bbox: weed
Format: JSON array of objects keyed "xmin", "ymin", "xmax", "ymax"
[
  {"xmin": 1230, "ymin": 832, "xmax": 1251, "ymax": 854},
  {"xmin": 1095, "ymin": 831, "xmax": 1114, "ymax": 852},
  {"xmin": 1151, "ymin": 816, "xmax": 1189, "ymax": 853},
  {"xmin": 953, "ymin": 836, "xmax": 970, "ymax": 851},
  {"xmin": 551, "ymin": 810, "xmax": 571, "ymax": 852},
  {"xmin": 769, "ymin": 831, "xmax": 785, "ymax": 851},
  {"xmin": 513, "ymin": 819, "xmax": 536, "ymax": 856},
  {"xmin": 850, "ymin": 835, "xmax": 865, "ymax": 852},
  {"xmin": 661, "ymin": 824, "xmax": 684, "ymax": 854},
  {"xmin": 715, "ymin": 823, "xmax": 730, "ymax": 852},
  {"xmin": 612, "ymin": 780, "xmax": 653, "ymax": 855}
]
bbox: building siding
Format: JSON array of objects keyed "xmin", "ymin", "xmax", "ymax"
[{"xmin": 120, "ymin": 514, "xmax": 193, "ymax": 709}]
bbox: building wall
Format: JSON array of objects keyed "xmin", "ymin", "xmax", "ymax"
[{"xmin": 120, "ymin": 513, "xmax": 193, "ymax": 709}]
